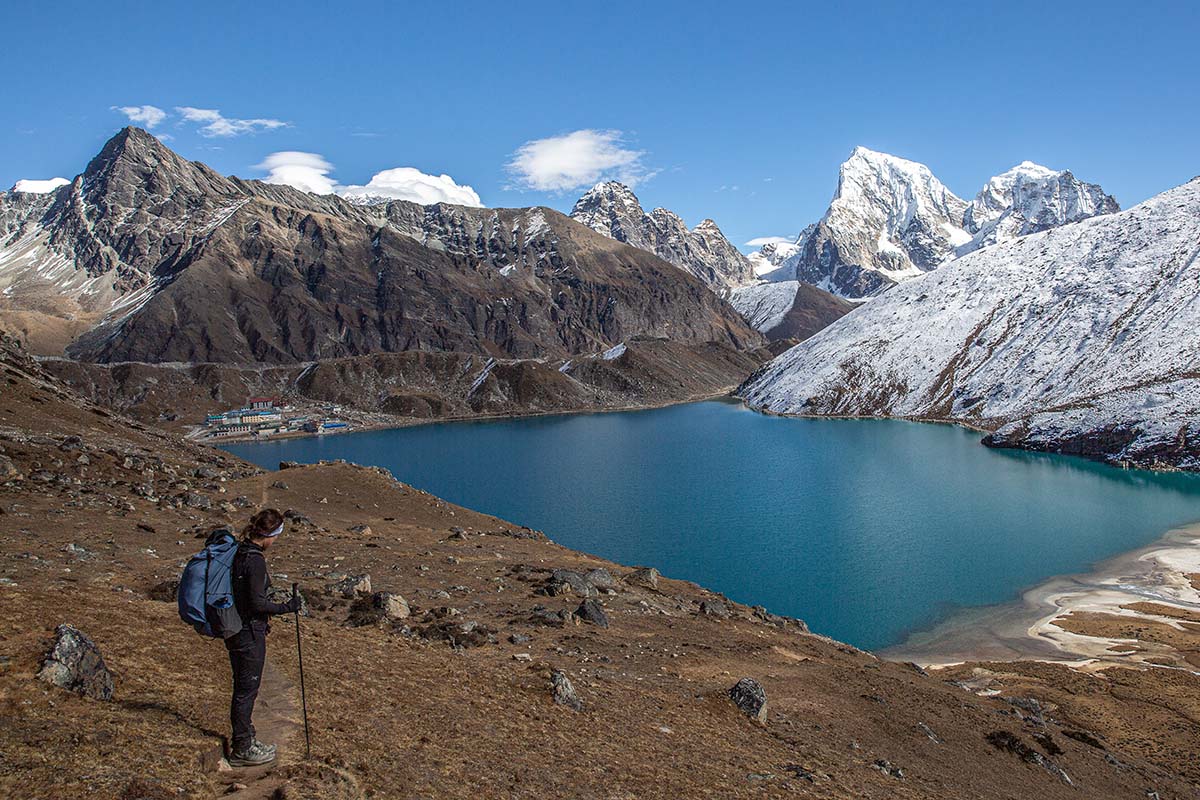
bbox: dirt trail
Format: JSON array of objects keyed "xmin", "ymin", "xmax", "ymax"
[{"xmin": 204, "ymin": 656, "xmax": 302, "ymax": 798}]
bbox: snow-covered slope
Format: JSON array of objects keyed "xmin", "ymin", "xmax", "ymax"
[
  {"xmin": 730, "ymin": 282, "xmax": 802, "ymax": 334},
  {"xmin": 740, "ymin": 177, "xmax": 1200, "ymax": 469},
  {"xmin": 729, "ymin": 280, "xmax": 854, "ymax": 342},
  {"xmin": 570, "ymin": 181, "xmax": 756, "ymax": 291},
  {"xmin": 764, "ymin": 149, "xmax": 1118, "ymax": 299}
]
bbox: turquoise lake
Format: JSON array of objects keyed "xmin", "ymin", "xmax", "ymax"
[{"xmin": 222, "ymin": 400, "xmax": 1200, "ymax": 651}]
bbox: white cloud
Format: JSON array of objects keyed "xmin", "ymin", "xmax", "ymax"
[
  {"xmin": 256, "ymin": 152, "xmax": 337, "ymax": 194},
  {"xmin": 255, "ymin": 152, "xmax": 482, "ymax": 206},
  {"xmin": 177, "ymin": 107, "xmax": 288, "ymax": 137},
  {"xmin": 744, "ymin": 235, "xmax": 795, "ymax": 247},
  {"xmin": 339, "ymin": 167, "xmax": 482, "ymax": 207},
  {"xmin": 112, "ymin": 105, "xmax": 167, "ymax": 129},
  {"xmin": 12, "ymin": 177, "xmax": 70, "ymax": 194},
  {"xmin": 506, "ymin": 129, "xmax": 652, "ymax": 192}
]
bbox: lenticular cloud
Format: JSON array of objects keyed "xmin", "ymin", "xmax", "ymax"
[{"xmin": 256, "ymin": 152, "xmax": 337, "ymax": 195}]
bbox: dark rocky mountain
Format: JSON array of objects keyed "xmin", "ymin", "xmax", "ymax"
[
  {"xmin": 570, "ymin": 181, "xmax": 756, "ymax": 292},
  {"xmin": 0, "ymin": 128, "xmax": 761, "ymax": 366}
]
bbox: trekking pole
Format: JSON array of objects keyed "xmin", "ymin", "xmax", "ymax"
[{"xmin": 293, "ymin": 583, "xmax": 311, "ymax": 759}]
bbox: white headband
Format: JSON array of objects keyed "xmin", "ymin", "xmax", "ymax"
[{"xmin": 264, "ymin": 523, "xmax": 284, "ymax": 538}]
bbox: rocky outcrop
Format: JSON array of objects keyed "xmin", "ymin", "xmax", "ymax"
[
  {"xmin": 570, "ymin": 182, "xmax": 756, "ymax": 291},
  {"xmin": 38, "ymin": 624, "xmax": 114, "ymax": 700}
]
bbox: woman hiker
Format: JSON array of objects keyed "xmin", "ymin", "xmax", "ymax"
[{"xmin": 227, "ymin": 508, "xmax": 302, "ymax": 767}]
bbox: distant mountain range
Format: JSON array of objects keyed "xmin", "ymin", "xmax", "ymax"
[
  {"xmin": 740, "ymin": 176, "xmax": 1200, "ymax": 469},
  {"xmin": 0, "ymin": 128, "xmax": 761, "ymax": 366},
  {"xmin": 754, "ymin": 147, "xmax": 1119, "ymax": 299}
]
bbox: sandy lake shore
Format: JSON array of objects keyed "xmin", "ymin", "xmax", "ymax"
[{"xmin": 884, "ymin": 522, "xmax": 1200, "ymax": 669}]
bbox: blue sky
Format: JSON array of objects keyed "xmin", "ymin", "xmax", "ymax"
[{"xmin": 3, "ymin": 1, "xmax": 1197, "ymax": 250}]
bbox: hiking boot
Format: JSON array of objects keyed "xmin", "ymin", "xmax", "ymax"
[{"xmin": 228, "ymin": 739, "xmax": 276, "ymax": 767}]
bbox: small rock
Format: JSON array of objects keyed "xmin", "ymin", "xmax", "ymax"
[
  {"xmin": 509, "ymin": 633, "xmax": 531, "ymax": 645},
  {"xmin": 872, "ymin": 759, "xmax": 905, "ymax": 779},
  {"xmin": 136, "ymin": 523, "xmax": 156, "ymax": 534},
  {"xmin": 0, "ymin": 454, "xmax": 21, "ymax": 480},
  {"xmin": 729, "ymin": 677, "xmax": 767, "ymax": 722},
  {"xmin": 700, "ymin": 599, "xmax": 729, "ymax": 618},
  {"xmin": 63, "ymin": 543, "xmax": 95, "ymax": 561},
  {"xmin": 38, "ymin": 624, "xmax": 113, "ymax": 700},
  {"xmin": 348, "ymin": 524, "xmax": 372, "ymax": 536},
  {"xmin": 551, "ymin": 669, "xmax": 582, "ymax": 711},
  {"xmin": 270, "ymin": 481, "xmax": 289, "ymax": 490},
  {"xmin": 576, "ymin": 599, "xmax": 610, "ymax": 628},
  {"xmin": 530, "ymin": 605, "xmax": 575, "ymax": 627},
  {"xmin": 623, "ymin": 567, "xmax": 659, "ymax": 590},
  {"xmin": 327, "ymin": 574, "xmax": 371, "ymax": 598},
  {"xmin": 279, "ymin": 461, "xmax": 301, "ymax": 470},
  {"xmin": 184, "ymin": 493, "xmax": 211, "ymax": 510},
  {"xmin": 513, "ymin": 653, "xmax": 532, "ymax": 662},
  {"xmin": 59, "ymin": 435, "xmax": 84, "ymax": 452}
]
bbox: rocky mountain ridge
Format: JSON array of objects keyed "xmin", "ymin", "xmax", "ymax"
[
  {"xmin": 739, "ymin": 177, "xmax": 1200, "ymax": 470},
  {"xmin": 758, "ymin": 147, "xmax": 1119, "ymax": 299},
  {"xmin": 0, "ymin": 128, "xmax": 761, "ymax": 366},
  {"xmin": 569, "ymin": 181, "xmax": 757, "ymax": 291}
]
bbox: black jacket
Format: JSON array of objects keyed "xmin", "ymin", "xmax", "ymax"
[{"xmin": 231, "ymin": 541, "xmax": 292, "ymax": 632}]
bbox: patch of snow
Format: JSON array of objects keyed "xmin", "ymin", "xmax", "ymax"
[
  {"xmin": 729, "ymin": 281, "xmax": 800, "ymax": 334},
  {"xmin": 602, "ymin": 343, "xmax": 627, "ymax": 360}
]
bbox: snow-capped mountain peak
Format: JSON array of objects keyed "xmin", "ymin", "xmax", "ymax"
[
  {"xmin": 960, "ymin": 161, "xmax": 1119, "ymax": 253},
  {"xmin": 759, "ymin": 148, "xmax": 1118, "ymax": 299}
]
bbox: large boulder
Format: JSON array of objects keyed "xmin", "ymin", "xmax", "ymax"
[
  {"xmin": 38, "ymin": 624, "xmax": 114, "ymax": 700},
  {"xmin": 729, "ymin": 677, "xmax": 767, "ymax": 723},
  {"xmin": 576, "ymin": 599, "xmax": 610, "ymax": 628}
]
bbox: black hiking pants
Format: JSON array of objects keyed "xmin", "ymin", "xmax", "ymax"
[{"xmin": 225, "ymin": 626, "xmax": 267, "ymax": 752}]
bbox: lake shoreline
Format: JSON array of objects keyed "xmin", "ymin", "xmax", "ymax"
[
  {"xmin": 194, "ymin": 385, "xmax": 747, "ymax": 445},
  {"xmin": 883, "ymin": 521, "xmax": 1200, "ymax": 668}
]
